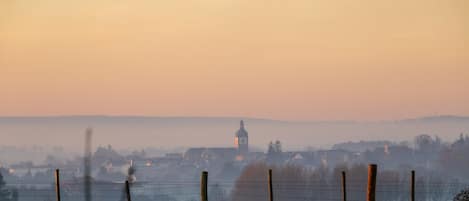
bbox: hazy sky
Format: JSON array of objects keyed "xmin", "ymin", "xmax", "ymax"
[{"xmin": 1, "ymin": 0, "xmax": 468, "ymax": 121}]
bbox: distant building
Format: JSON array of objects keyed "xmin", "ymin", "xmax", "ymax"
[
  {"xmin": 235, "ymin": 120, "xmax": 249, "ymax": 156},
  {"xmin": 165, "ymin": 153, "xmax": 184, "ymax": 159},
  {"xmin": 183, "ymin": 120, "xmax": 250, "ymax": 162},
  {"xmin": 184, "ymin": 147, "xmax": 237, "ymax": 162},
  {"xmin": 315, "ymin": 149, "xmax": 352, "ymax": 168}
]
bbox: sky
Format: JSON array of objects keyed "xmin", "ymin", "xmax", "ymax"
[{"xmin": 0, "ymin": 0, "xmax": 468, "ymax": 121}]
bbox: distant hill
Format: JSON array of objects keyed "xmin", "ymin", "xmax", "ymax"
[
  {"xmin": 0, "ymin": 115, "xmax": 468, "ymax": 153},
  {"xmin": 398, "ymin": 115, "xmax": 469, "ymax": 123}
]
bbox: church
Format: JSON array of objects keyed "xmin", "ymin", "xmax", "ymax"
[
  {"xmin": 184, "ymin": 120, "xmax": 250, "ymax": 162},
  {"xmin": 235, "ymin": 120, "xmax": 249, "ymax": 155}
]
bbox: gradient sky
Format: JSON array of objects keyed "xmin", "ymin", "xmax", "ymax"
[{"xmin": 0, "ymin": 0, "xmax": 468, "ymax": 121}]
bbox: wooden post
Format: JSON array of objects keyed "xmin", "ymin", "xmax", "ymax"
[
  {"xmin": 201, "ymin": 171, "xmax": 208, "ymax": 201},
  {"xmin": 268, "ymin": 169, "xmax": 273, "ymax": 201},
  {"xmin": 55, "ymin": 169, "xmax": 61, "ymax": 201},
  {"xmin": 125, "ymin": 180, "xmax": 132, "ymax": 201},
  {"xmin": 341, "ymin": 171, "xmax": 347, "ymax": 201},
  {"xmin": 411, "ymin": 170, "xmax": 415, "ymax": 201},
  {"xmin": 367, "ymin": 164, "xmax": 377, "ymax": 201},
  {"xmin": 84, "ymin": 128, "xmax": 92, "ymax": 201}
]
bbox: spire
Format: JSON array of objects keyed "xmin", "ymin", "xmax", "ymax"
[{"xmin": 236, "ymin": 120, "xmax": 248, "ymax": 137}]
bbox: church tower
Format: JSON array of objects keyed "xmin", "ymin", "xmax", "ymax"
[{"xmin": 235, "ymin": 120, "xmax": 249, "ymax": 155}]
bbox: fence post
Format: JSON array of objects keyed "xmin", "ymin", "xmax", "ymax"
[
  {"xmin": 55, "ymin": 169, "xmax": 61, "ymax": 201},
  {"xmin": 268, "ymin": 169, "xmax": 273, "ymax": 201},
  {"xmin": 201, "ymin": 171, "xmax": 208, "ymax": 201},
  {"xmin": 125, "ymin": 180, "xmax": 132, "ymax": 201},
  {"xmin": 342, "ymin": 171, "xmax": 346, "ymax": 201},
  {"xmin": 411, "ymin": 170, "xmax": 415, "ymax": 201},
  {"xmin": 367, "ymin": 164, "xmax": 377, "ymax": 201},
  {"xmin": 84, "ymin": 128, "xmax": 92, "ymax": 201}
]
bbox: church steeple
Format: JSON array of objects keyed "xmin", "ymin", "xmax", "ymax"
[
  {"xmin": 235, "ymin": 120, "xmax": 248, "ymax": 138},
  {"xmin": 235, "ymin": 120, "xmax": 249, "ymax": 156}
]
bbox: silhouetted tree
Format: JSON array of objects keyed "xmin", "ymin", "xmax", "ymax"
[
  {"xmin": 438, "ymin": 134, "xmax": 469, "ymax": 179},
  {"xmin": 267, "ymin": 141, "xmax": 283, "ymax": 164},
  {"xmin": 454, "ymin": 188, "xmax": 469, "ymax": 201},
  {"xmin": 231, "ymin": 163, "xmax": 269, "ymax": 201}
]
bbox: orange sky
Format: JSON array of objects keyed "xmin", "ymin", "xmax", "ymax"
[{"xmin": 0, "ymin": 0, "xmax": 468, "ymax": 121}]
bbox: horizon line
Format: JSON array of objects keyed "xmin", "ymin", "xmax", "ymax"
[{"xmin": 0, "ymin": 114, "xmax": 468, "ymax": 123}]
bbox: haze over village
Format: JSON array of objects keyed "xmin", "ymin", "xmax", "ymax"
[{"xmin": 0, "ymin": 115, "xmax": 469, "ymax": 201}]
